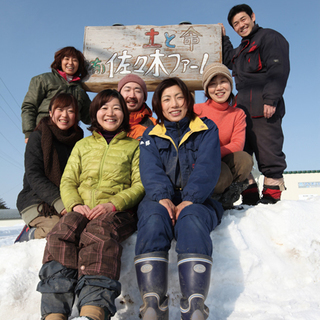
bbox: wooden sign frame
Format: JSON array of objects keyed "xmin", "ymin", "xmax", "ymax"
[{"xmin": 83, "ymin": 24, "xmax": 222, "ymax": 92}]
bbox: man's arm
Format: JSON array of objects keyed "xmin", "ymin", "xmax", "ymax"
[{"xmin": 219, "ymin": 23, "xmax": 235, "ymax": 70}]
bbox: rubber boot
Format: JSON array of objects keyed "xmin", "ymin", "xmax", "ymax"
[
  {"xmin": 134, "ymin": 252, "xmax": 169, "ymax": 320},
  {"xmin": 259, "ymin": 177, "xmax": 286, "ymax": 204},
  {"xmin": 178, "ymin": 253, "xmax": 212, "ymax": 320},
  {"xmin": 241, "ymin": 183, "xmax": 260, "ymax": 205}
]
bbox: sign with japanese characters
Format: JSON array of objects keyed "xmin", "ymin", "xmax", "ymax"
[{"xmin": 82, "ymin": 24, "xmax": 222, "ymax": 92}]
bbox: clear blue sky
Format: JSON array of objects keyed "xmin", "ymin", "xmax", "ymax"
[{"xmin": 1, "ymin": 0, "xmax": 320, "ymax": 208}]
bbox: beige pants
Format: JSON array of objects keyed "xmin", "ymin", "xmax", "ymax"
[
  {"xmin": 29, "ymin": 215, "xmax": 60, "ymax": 239},
  {"xmin": 214, "ymin": 151, "xmax": 253, "ymax": 194}
]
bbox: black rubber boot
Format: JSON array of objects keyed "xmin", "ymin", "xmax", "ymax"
[
  {"xmin": 241, "ymin": 183, "xmax": 260, "ymax": 205},
  {"xmin": 134, "ymin": 252, "xmax": 169, "ymax": 320},
  {"xmin": 220, "ymin": 179, "xmax": 249, "ymax": 209},
  {"xmin": 178, "ymin": 253, "xmax": 212, "ymax": 320}
]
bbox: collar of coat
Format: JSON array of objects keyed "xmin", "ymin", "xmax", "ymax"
[
  {"xmin": 148, "ymin": 116, "xmax": 208, "ymax": 151},
  {"xmin": 93, "ymin": 130, "xmax": 127, "ymax": 142}
]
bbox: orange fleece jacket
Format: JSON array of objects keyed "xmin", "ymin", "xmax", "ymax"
[
  {"xmin": 128, "ymin": 104, "xmax": 157, "ymax": 140},
  {"xmin": 194, "ymin": 100, "xmax": 246, "ymax": 158}
]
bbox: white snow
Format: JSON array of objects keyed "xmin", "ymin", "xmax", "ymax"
[{"xmin": 0, "ymin": 199, "xmax": 319, "ymax": 319}]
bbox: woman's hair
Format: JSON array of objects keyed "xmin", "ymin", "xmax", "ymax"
[
  {"xmin": 34, "ymin": 93, "xmax": 79, "ymax": 131},
  {"xmin": 152, "ymin": 77, "xmax": 196, "ymax": 124},
  {"xmin": 88, "ymin": 89, "xmax": 130, "ymax": 133},
  {"xmin": 48, "ymin": 93, "xmax": 79, "ymax": 130},
  {"xmin": 51, "ymin": 46, "xmax": 88, "ymax": 79}
]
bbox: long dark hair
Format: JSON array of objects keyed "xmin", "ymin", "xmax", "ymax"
[
  {"xmin": 152, "ymin": 77, "xmax": 196, "ymax": 124},
  {"xmin": 88, "ymin": 89, "xmax": 130, "ymax": 133}
]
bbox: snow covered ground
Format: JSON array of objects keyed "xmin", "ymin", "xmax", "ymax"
[{"xmin": 0, "ymin": 198, "xmax": 319, "ymax": 320}]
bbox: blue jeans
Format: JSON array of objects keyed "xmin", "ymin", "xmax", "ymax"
[{"xmin": 135, "ymin": 196, "xmax": 221, "ymax": 256}]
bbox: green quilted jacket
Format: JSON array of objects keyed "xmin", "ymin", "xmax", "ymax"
[
  {"xmin": 60, "ymin": 131, "xmax": 145, "ymax": 212},
  {"xmin": 21, "ymin": 69, "xmax": 91, "ymax": 138}
]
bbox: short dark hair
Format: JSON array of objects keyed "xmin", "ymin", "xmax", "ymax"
[
  {"xmin": 51, "ymin": 46, "xmax": 88, "ymax": 79},
  {"xmin": 88, "ymin": 89, "xmax": 130, "ymax": 133},
  {"xmin": 48, "ymin": 92, "xmax": 80, "ymax": 130},
  {"xmin": 152, "ymin": 77, "xmax": 196, "ymax": 124},
  {"xmin": 227, "ymin": 4, "xmax": 253, "ymax": 27}
]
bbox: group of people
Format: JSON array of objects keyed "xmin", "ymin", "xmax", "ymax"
[{"xmin": 14, "ymin": 4, "xmax": 290, "ymax": 320}]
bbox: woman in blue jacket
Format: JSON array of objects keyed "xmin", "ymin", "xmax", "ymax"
[{"xmin": 134, "ymin": 77, "xmax": 224, "ymax": 320}]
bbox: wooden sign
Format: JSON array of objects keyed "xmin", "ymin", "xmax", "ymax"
[{"xmin": 82, "ymin": 24, "xmax": 222, "ymax": 92}]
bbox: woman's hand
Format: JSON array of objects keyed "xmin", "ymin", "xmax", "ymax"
[
  {"xmin": 60, "ymin": 208, "xmax": 68, "ymax": 216},
  {"xmin": 159, "ymin": 198, "xmax": 176, "ymax": 226},
  {"xmin": 87, "ymin": 203, "xmax": 114, "ymax": 220},
  {"xmin": 73, "ymin": 204, "xmax": 91, "ymax": 218},
  {"xmin": 175, "ymin": 201, "xmax": 193, "ymax": 220}
]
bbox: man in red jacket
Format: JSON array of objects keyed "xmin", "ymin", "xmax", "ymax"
[
  {"xmin": 118, "ymin": 74, "xmax": 156, "ymax": 140},
  {"xmin": 220, "ymin": 4, "xmax": 290, "ymax": 204}
]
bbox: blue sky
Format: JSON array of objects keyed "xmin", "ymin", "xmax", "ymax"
[{"xmin": 1, "ymin": 0, "xmax": 319, "ymax": 208}]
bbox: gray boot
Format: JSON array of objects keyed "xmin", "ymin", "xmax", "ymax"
[
  {"xmin": 178, "ymin": 254, "xmax": 212, "ymax": 320},
  {"xmin": 134, "ymin": 252, "xmax": 169, "ymax": 320}
]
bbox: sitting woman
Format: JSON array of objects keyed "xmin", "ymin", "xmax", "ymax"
[
  {"xmin": 15, "ymin": 93, "xmax": 83, "ymax": 242},
  {"xmin": 194, "ymin": 63, "xmax": 253, "ymax": 209},
  {"xmin": 36, "ymin": 90, "xmax": 145, "ymax": 320},
  {"xmin": 134, "ymin": 77, "xmax": 224, "ymax": 320}
]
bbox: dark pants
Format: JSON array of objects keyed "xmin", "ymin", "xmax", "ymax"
[
  {"xmin": 135, "ymin": 196, "xmax": 221, "ymax": 256},
  {"xmin": 244, "ymin": 115, "xmax": 286, "ymax": 179},
  {"xmin": 37, "ymin": 211, "xmax": 136, "ymax": 318}
]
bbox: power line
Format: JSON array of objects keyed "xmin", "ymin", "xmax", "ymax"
[
  {"xmin": 0, "ymin": 152, "xmax": 23, "ymax": 170},
  {"xmin": 0, "ymin": 132, "xmax": 23, "ymax": 156},
  {"xmin": 0, "ymin": 102, "xmax": 21, "ymax": 131},
  {"xmin": 0, "ymin": 77, "xmax": 21, "ymax": 117}
]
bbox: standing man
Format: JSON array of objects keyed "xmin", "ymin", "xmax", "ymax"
[
  {"xmin": 118, "ymin": 74, "xmax": 156, "ymax": 140},
  {"xmin": 220, "ymin": 4, "xmax": 290, "ymax": 204}
]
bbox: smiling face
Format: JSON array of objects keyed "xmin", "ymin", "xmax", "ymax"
[
  {"xmin": 96, "ymin": 97, "xmax": 124, "ymax": 132},
  {"xmin": 207, "ymin": 75, "xmax": 232, "ymax": 104},
  {"xmin": 49, "ymin": 105, "xmax": 76, "ymax": 130},
  {"xmin": 232, "ymin": 12, "xmax": 255, "ymax": 38},
  {"xmin": 61, "ymin": 56, "xmax": 79, "ymax": 76},
  {"xmin": 161, "ymin": 85, "xmax": 187, "ymax": 122},
  {"xmin": 120, "ymin": 82, "xmax": 145, "ymax": 112}
]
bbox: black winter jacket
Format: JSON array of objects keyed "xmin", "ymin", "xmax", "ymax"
[
  {"xmin": 223, "ymin": 24, "xmax": 290, "ymax": 118},
  {"xmin": 16, "ymin": 130, "xmax": 75, "ymax": 221}
]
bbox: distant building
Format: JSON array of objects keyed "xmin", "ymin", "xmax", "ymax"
[{"xmin": 258, "ymin": 171, "xmax": 320, "ymax": 200}]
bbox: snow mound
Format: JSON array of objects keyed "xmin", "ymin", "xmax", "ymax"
[{"xmin": 0, "ymin": 198, "xmax": 320, "ymax": 319}]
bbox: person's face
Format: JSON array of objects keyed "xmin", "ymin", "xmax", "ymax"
[
  {"xmin": 61, "ymin": 56, "xmax": 79, "ymax": 76},
  {"xmin": 49, "ymin": 105, "xmax": 76, "ymax": 130},
  {"xmin": 97, "ymin": 97, "xmax": 124, "ymax": 132},
  {"xmin": 161, "ymin": 85, "xmax": 187, "ymax": 122},
  {"xmin": 207, "ymin": 75, "xmax": 232, "ymax": 104},
  {"xmin": 120, "ymin": 82, "xmax": 145, "ymax": 112},
  {"xmin": 231, "ymin": 12, "xmax": 255, "ymax": 38}
]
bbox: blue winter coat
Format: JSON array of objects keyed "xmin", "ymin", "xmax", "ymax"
[{"xmin": 139, "ymin": 116, "xmax": 223, "ymax": 221}]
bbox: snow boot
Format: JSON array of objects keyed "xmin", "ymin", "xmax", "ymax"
[
  {"xmin": 220, "ymin": 179, "xmax": 249, "ymax": 209},
  {"xmin": 258, "ymin": 178, "xmax": 286, "ymax": 204},
  {"xmin": 14, "ymin": 224, "xmax": 36, "ymax": 243},
  {"xmin": 45, "ymin": 314, "xmax": 67, "ymax": 320},
  {"xmin": 134, "ymin": 252, "xmax": 169, "ymax": 320},
  {"xmin": 80, "ymin": 305, "xmax": 107, "ymax": 320},
  {"xmin": 178, "ymin": 253, "xmax": 212, "ymax": 320},
  {"xmin": 241, "ymin": 183, "xmax": 260, "ymax": 205}
]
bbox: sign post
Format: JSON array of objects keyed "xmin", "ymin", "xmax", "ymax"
[{"xmin": 83, "ymin": 24, "xmax": 222, "ymax": 92}]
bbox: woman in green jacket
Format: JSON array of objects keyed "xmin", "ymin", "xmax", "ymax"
[
  {"xmin": 36, "ymin": 90, "xmax": 145, "ymax": 320},
  {"xmin": 21, "ymin": 46, "xmax": 91, "ymax": 142}
]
